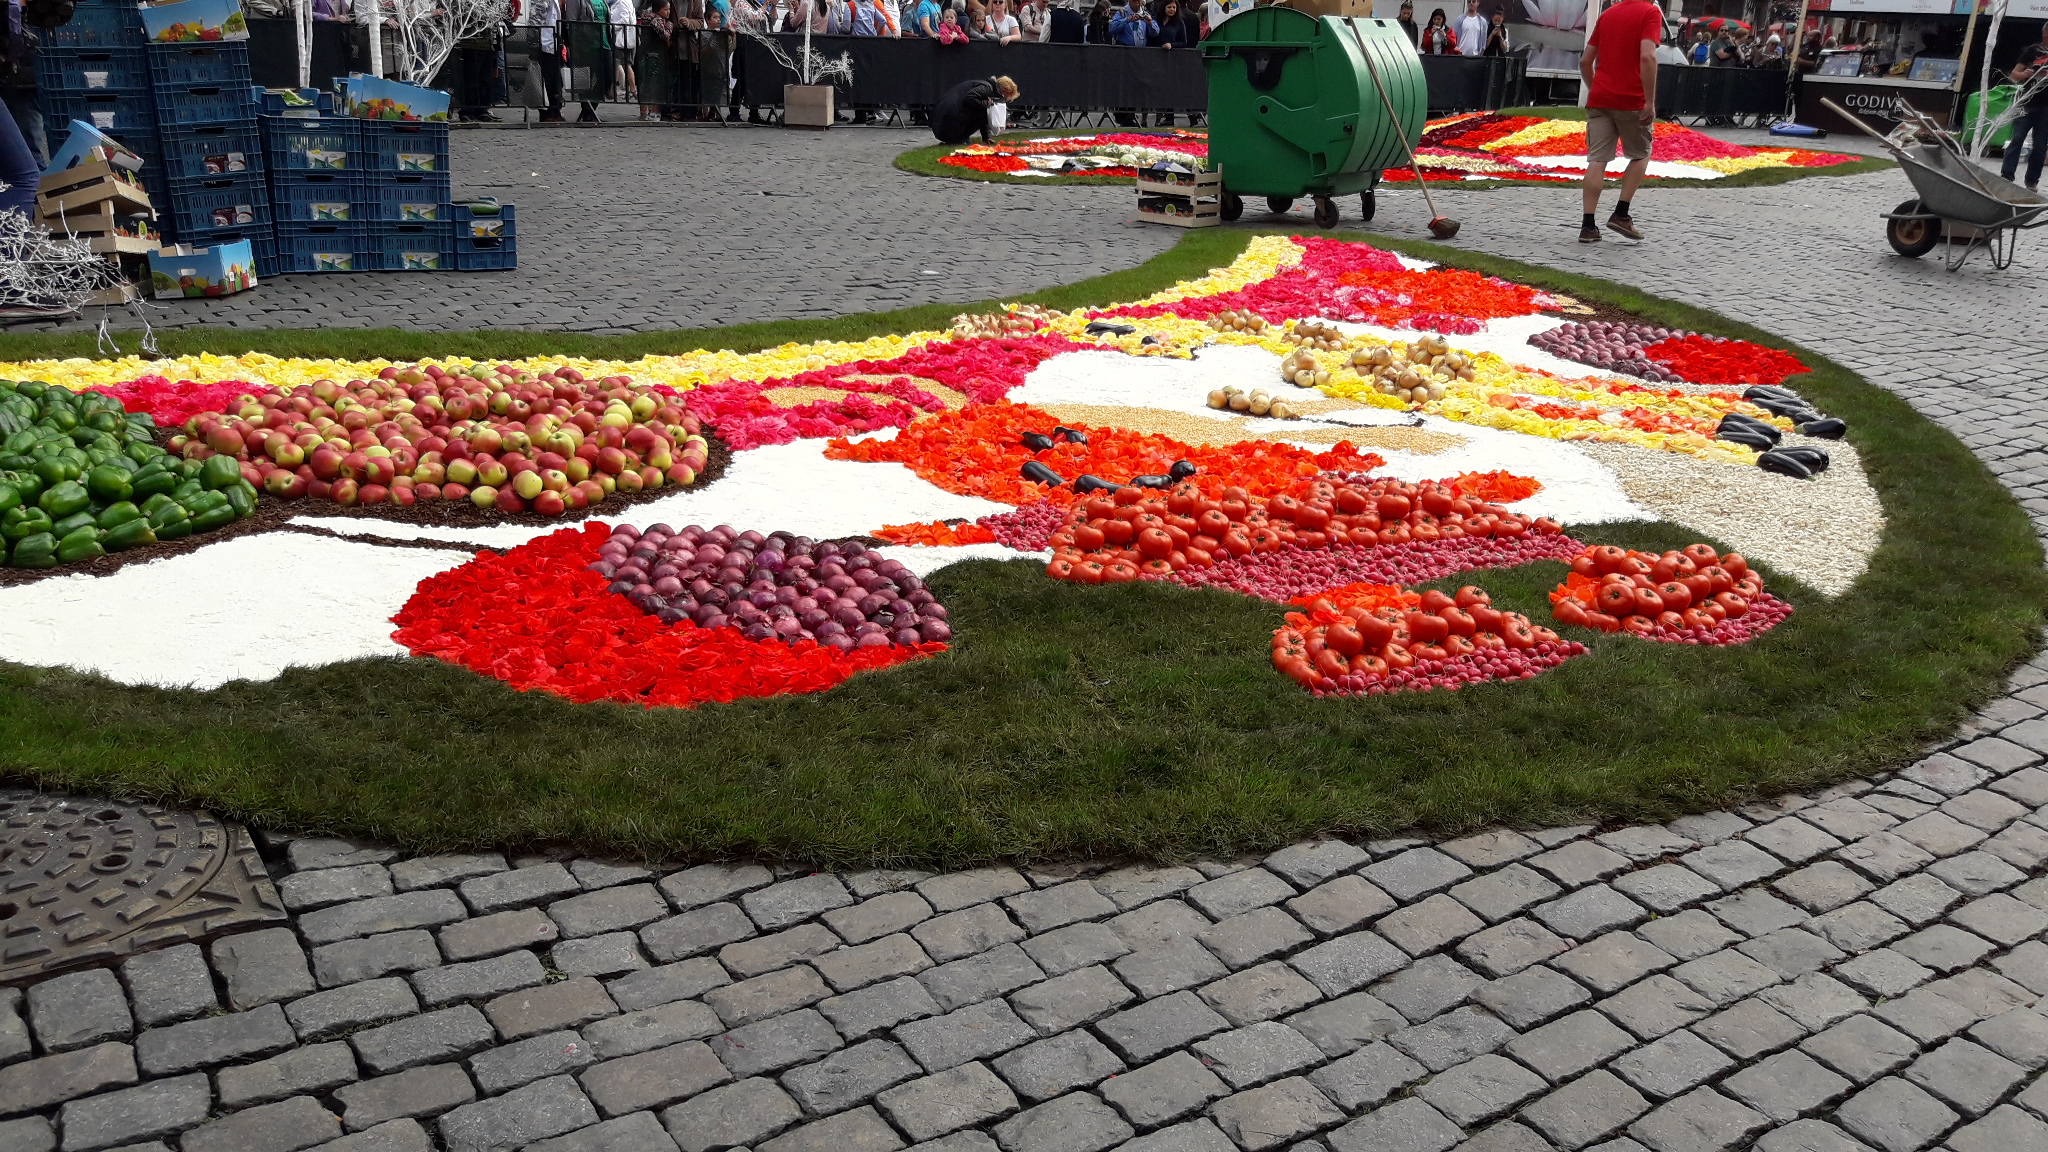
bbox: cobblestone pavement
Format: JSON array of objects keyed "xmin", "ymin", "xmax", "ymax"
[{"xmin": 7, "ymin": 137, "xmax": 2048, "ymax": 1152}]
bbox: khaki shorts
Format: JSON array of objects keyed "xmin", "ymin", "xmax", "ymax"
[{"xmin": 1586, "ymin": 106, "xmax": 1653, "ymax": 166}]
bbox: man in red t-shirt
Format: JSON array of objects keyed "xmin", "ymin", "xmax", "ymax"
[{"xmin": 1577, "ymin": 0, "xmax": 1663, "ymax": 241}]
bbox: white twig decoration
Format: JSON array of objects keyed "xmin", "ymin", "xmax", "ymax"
[
  {"xmin": 0, "ymin": 209, "xmax": 123, "ymax": 315},
  {"xmin": 739, "ymin": 26, "xmax": 853, "ymax": 86},
  {"xmin": 392, "ymin": 0, "xmax": 514, "ymax": 87}
]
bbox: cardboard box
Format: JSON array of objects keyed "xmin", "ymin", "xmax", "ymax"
[
  {"xmin": 46, "ymin": 120, "xmax": 146, "ymax": 176},
  {"xmin": 148, "ymin": 239, "xmax": 258, "ymax": 299},
  {"xmin": 141, "ymin": 0, "xmax": 248, "ymax": 43}
]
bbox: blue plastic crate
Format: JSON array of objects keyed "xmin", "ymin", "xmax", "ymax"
[
  {"xmin": 41, "ymin": 87, "xmax": 155, "ymax": 136},
  {"xmin": 276, "ymin": 221, "xmax": 369, "ymax": 274},
  {"xmin": 147, "ymin": 42, "xmax": 252, "ymax": 89},
  {"xmin": 153, "ymin": 82, "xmax": 260, "ymax": 127},
  {"xmin": 453, "ymin": 232, "xmax": 516, "ymax": 271},
  {"xmin": 44, "ymin": 3, "xmax": 145, "ymax": 47},
  {"xmin": 35, "ymin": 46, "xmax": 149, "ymax": 91},
  {"xmin": 159, "ymin": 119, "xmax": 263, "ymax": 181},
  {"xmin": 166, "ymin": 172, "xmax": 272, "ymax": 235},
  {"xmin": 368, "ymin": 221, "xmax": 453, "ymax": 271},
  {"xmin": 451, "ymin": 203, "xmax": 515, "ymax": 241},
  {"xmin": 262, "ymin": 115, "xmax": 361, "ymax": 172},
  {"xmin": 269, "ymin": 172, "xmax": 362, "ymax": 223},
  {"xmin": 362, "ymin": 173, "xmax": 450, "ymax": 221},
  {"xmin": 261, "ymin": 88, "xmax": 335, "ymax": 116},
  {"xmin": 363, "ymin": 120, "xmax": 449, "ymax": 174}
]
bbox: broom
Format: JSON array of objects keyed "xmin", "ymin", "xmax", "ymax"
[{"xmin": 1347, "ymin": 22, "xmax": 1460, "ymax": 240}]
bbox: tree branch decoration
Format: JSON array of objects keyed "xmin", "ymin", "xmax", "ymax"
[
  {"xmin": 391, "ymin": 0, "xmax": 514, "ymax": 87},
  {"xmin": 739, "ymin": 26, "xmax": 854, "ymax": 87},
  {"xmin": 0, "ymin": 209, "xmax": 124, "ymax": 315}
]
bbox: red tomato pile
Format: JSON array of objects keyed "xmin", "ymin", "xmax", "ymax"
[
  {"xmin": 1041, "ymin": 474, "xmax": 1562, "ymax": 585},
  {"xmin": 1272, "ymin": 584, "xmax": 1586, "ymax": 696},
  {"xmin": 1549, "ymin": 542, "xmax": 1792, "ymax": 644}
]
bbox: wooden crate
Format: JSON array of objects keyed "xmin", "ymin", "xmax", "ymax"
[
  {"xmin": 41, "ymin": 203, "xmax": 161, "ymax": 255},
  {"xmin": 1136, "ymin": 169, "xmax": 1221, "ymax": 229}
]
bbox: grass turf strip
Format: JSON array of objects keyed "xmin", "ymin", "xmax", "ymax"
[{"xmin": 0, "ymin": 231, "xmax": 2036, "ymax": 867}]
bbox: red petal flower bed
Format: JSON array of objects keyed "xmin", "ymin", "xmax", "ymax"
[
  {"xmin": 938, "ymin": 154, "xmax": 1030, "ymax": 173},
  {"xmin": 1641, "ymin": 333, "xmax": 1809, "ymax": 387},
  {"xmin": 91, "ymin": 376, "xmax": 265, "ymax": 425},
  {"xmin": 391, "ymin": 524, "xmax": 943, "ymax": 708}
]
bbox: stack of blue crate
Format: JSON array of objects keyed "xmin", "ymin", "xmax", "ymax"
[
  {"xmin": 262, "ymin": 90, "xmax": 371, "ymax": 273},
  {"xmin": 452, "ymin": 203, "xmax": 516, "ymax": 271},
  {"xmin": 37, "ymin": 0, "xmax": 161, "ymax": 205},
  {"xmin": 362, "ymin": 119, "xmax": 454, "ymax": 271},
  {"xmin": 148, "ymin": 40, "xmax": 274, "ymax": 275}
]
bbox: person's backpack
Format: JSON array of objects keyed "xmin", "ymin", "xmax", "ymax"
[{"xmin": 1049, "ymin": 5, "xmax": 1081, "ymax": 42}]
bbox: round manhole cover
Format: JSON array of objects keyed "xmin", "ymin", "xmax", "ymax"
[{"xmin": 0, "ymin": 790, "xmax": 285, "ymax": 982}]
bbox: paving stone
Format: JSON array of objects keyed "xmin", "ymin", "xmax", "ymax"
[
  {"xmin": 1680, "ymin": 842, "xmax": 1785, "ymax": 893},
  {"xmin": 121, "ymin": 945, "xmax": 218, "ymax": 1028},
  {"xmin": 1114, "ymin": 1119, "xmax": 1236, "ymax": 1152},
  {"xmin": 1626, "ymin": 1087, "xmax": 1770, "ymax": 1152},
  {"xmin": 1755, "ymin": 973, "xmax": 1866, "ymax": 1033},
  {"xmin": 1534, "ymin": 886, "xmax": 1647, "ymax": 942},
  {"xmin": 0, "ymin": 1042, "xmax": 137, "ymax": 1115},
  {"xmin": 1800, "ymin": 1015, "xmax": 1920, "ymax": 1085},
  {"xmin": 1528, "ymin": 841, "xmax": 1633, "ymax": 889},
  {"xmin": 1837, "ymin": 834, "xmax": 1940, "ymax": 886},
  {"xmin": 1598, "ymin": 976, "xmax": 1715, "ymax": 1041},
  {"xmin": 1834, "ymin": 1078, "xmax": 1960, "ymax": 1152},
  {"xmin": 1200, "ymin": 961, "xmax": 1325, "ymax": 1027},
  {"xmin": 1746, "ymin": 819, "xmax": 1845, "ymax": 866},
  {"xmin": 291, "ymin": 839, "xmax": 398, "ymax": 871},
  {"xmin": 825, "ymin": 892, "xmax": 937, "ymax": 946},
  {"xmin": 1835, "ymin": 949, "xmax": 1936, "ymax": 999},
  {"xmin": 438, "ymin": 1075, "xmax": 597, "ymax": 1152},
  {"xmin": 1520, "ymin": 1070, "xmax": 1651, "ymax": 1151},
  {"xmin": 990, "ymin": 1092, "xmax": 1132, "ymax": 1152},
  {"xmin": 351, "ymin": 1007, "xmax": 498, "ymax": 1075},
  {"xmin": 1378, "ymin": 896, "xmax": 1487, "ymax": 958},
  {"xmin": 1903, "ymin": 754, "xmax": 1998, "ymax": 796},
  {"xmin": 1596, "ymin": 828, "xmax": 1697, "ymax": 863},
  {"xmin": 1552, "ymin": 933, "xmax": 1678, "ymax": 995},
  {"xmin": 874, "ymin": 1062, "xmax": 1016, "ymax": 1143},
  {"xmin": 580, "ymin": 1042, "xmax": 730, "ymax": 1118},
  {"xmin": 1098, "ymin": 1050, "xmax": 1229, "ymax": 1127},
  {"xmin": 1805, "ymin": 903, "xmax": 1909, "ymax": 953},
  {"xmin": 659, "ymin": 1077, "xmax": 802, "ymax": 1152},
  {"xmin": 569, "ymin": 861, "xmax": 655, "ymax": 892},
  {"xmin": 1632, "ymin": 911, "xmax": 1742, "ymax": 964},
  {"xmin": 1104, "ymin": 937, "xmax": 1225, "ymax": 998},
  {"xmin": 25, "ymin": 970, "xmax": 131, "ymax": 1053},
  {"xmin": 1186, "ymin": 870, "xmax": 1299, "ymax": 922},
  {"xmin": 1439, "ymin": 830, "xmax": 1542, "ymax": 870},
  {"xmin": 1265, "ymin": 841, "xmax": 1372, "ymax": 889},
  {"xmin": 1968, "ymin": 1006, "xmax": 2048, "ymax": 1069},
  {"xmin": 1004, "ymin": 966, "xmax": 1131, "ymax": 1035},
  {"xmin": 460, "ymin": 864, "xmax": 583, "ymax": 915},
  {"xmin": 551, "ymin": 886, "xmax": 671, "ymax": 941},
  {"xmin": 710, "ymin": 1008, "xmax": 843, "ymax": 1079},
  {"xmin": 1288, "ymin": 933, "xmax": 1410, "ymax": 997},
  {"xmin": 314, "ymin": 932, "xmax": 444, "ymax": 989},
  {"xmin": 1456, "ymin": 1119, "xmax": 1556, "ymax": 1152},
  {"xmin": 1452, "ymin": 867, "xmax": 1564, "ymax": 926},
  {"xmin": 643, "ymin": 905, "xmax": 759, "ymax": 965},
  {"xmin": 660, "ymin": 864, "xmax": 776, "ymax": 912},
  {"xmin": 1371, "ymin": 955, "xmax": 1483, "ymax": 1025},
  {"xmin": 1362, "ymin": 849, "xmax": 1474, "ymax": 903},
  {"xmin": 334, "ymin": 1065, "xmax": 477, "ymax": 1131},
  {"xmin": 471, "ymin": 1030, "xmax": 596, "ymax": 1095},
  {"xmin": 554, "ymin": 933, "xmax": 650, "ymax": 978},
  {"xmin": 484, "ymin": 977, "xmax": 620, "ymax": 1043},
  {"xmin": 1670, "ymin": 949, "xmax": 1784, "ymax": 1006},
  {"xmin": 583, "ymin": 999, "xmax": 721, "ymax": 1059},
  {"xmin": 300, "ymin": 891, "xmax": 469, "ymax": 946},
  {"xmin": 1388, "ymin": 1007, "xmax": 1514, "ymax": 1072},
  {"xmin": 1611, "ymin": 867, "xmax": 1722, "ymax": 915},
  {"xmin": 439, "ymin": 909, "xmax": 561, "ymax": 963},
  {"xmin": 1019, "ymin": 922, "xmax": 1129, "ymax": 976},
  {"xmin": 1749, "ymin": 1119, "xmax": 1871, "ymax": 1152},
  {"xmin": 1459, "ymin": 918, "xmax": 1570, "ymax": 978},
  {"xmin": 1669, "ymin": 813, "xmax": 1752, "ymax": 847},
  {"xmin": 137, "ymin": 1001, "xmax": 296, "ymax": 1076},
  {"xmin": 1722, "ymin": 1050, "xmax": 1852, "ymax": 1122},
  {"xmin": 1208, "ymin": 1077, "xmax": 1345, "ymax": 1152},
  {"xmin": 704, "ymin": 966, "xmax": 831, "ymax": 1029},
  {"xmin": 1471, "ymin": 964, "xmax": 1592, "ymax": 1030},
  {"xmin": 413, "ymin": 950, "xmax": 547, "ymax": 1008},
  {"xmin": 1304, "ymin": 1039, "xmax": 1425, "ymax": 1111},
  {"xmin": 807, "ymin": 934, "xmax": 929, "ymax": 993},
  {"xmin": 525, "ymin": 1114, "xmax": 677, "ymax": 1152},
  {"xmin": 1870, "ymin": 876, "xmax": 1965, "ymax": 928},
  {"xmin": 1002, "ymin": 881, "xmax": 1116, "ymax": 935},
  {"xmin": 1193, "ymin": 1022, "xmax": 1325, "ymax": 1090},
  {"xmin": 1202, "ymin": 907, "xmax": 1317, "ymax": 970},
  {"xmin": 1092, "ymin": 866, "xmax": 1207, "ymax": 912},
  {"xmin": 1415, "ymin": 1054, "xmax": 1545, "ymax": 1127},
  {"xmin": 913, "ymin": 905, "xmax": 1027, "ymax": 965},
  {"xmin": 816, "ymin": 978, "xmax": 946, "ymax": 1044},
  {"xmin": 1323, "ymin": 1096, "xmax": 1463, "ymax": 1152},
  {"xmin": 1506, "ymin": 1009, "xmax": 1638, "ymax": 1083},
  {"xmin": 390, "ymin": 854, "xmax": 508, "ymax": 892},
  {"xmin": 1090, "ymin": 990, "xmax": 1229, "ymax": 1064},
  {"xmin": 1945, "ymin": 1103, "xmax": 2048, "ymax": 1152},
  {"xmin": 1703, "ymin": 890, "xmax": 1808, "ymax": 939},
  {"xmin": 1982, "ymin": 820, "xmax": 2048, "ymax": 870},
  {"xmin": 916, "ymin": 944, "xmax": 1044, "ymax": 1013},
  {"xmin": 55, "ymin": 1074, "xmax": 211, "ymax": 1152},
  {"xmin": 916, "ymin": 871, "xmax": 1032, "ymax": 914},
  {"xmin": 756, "ymin": 1106, "xmax": 906, "ymax": 1152},
  {"xmin": 1690, "ymin": 998, "xmax": 1806, "ymax": 1061},
  {"xmin": 1875, "ymin": 986, "xmax": 1982, "ymax": 1045},
  {"xmin": 1891, "ymin": 813, "xmax": 1990, "ymax": 860},
  {"xmin": 1951, "ymin": 736, "xmax": 2039, "ymax": 774},
  {"xmin": 1991, "ymin": 940, "xmax": 2048, "ymax": 994},
  {"xmin": 1610, "ymin": 1029, "xmax": 1735, "ymax": 1101},
  {"xmin": 1940, "ymin": 789, "xmax": 2030, "ymax": 833},
  {"xmin": 606, "ymin": 959, "xmax": 730, "ymax": 1012},
  {"xmin": 282, "ymin": 865, "xmax": 396, "ymax": 912},
  {"xmin": 287, "ymin": 977, "xmax": 421, "ymax": 1038},
  {"xmin": 1900, "ymin": 1038, "xmax": 2025, "ymax": 1117},
  {"xmin": 182, "ymin": 1095, "xmax": 340, "ymax": 1152},
  {"xmin": 896, "ymin": 998, "xmax": 1039, "ymax": 1072},
  {"xmin": 1109, "ymin": 902, "xmax": 1215, "ymax": 950},
  {"xmin": 1282, "ymin": 992, "xmax": 1406, "ymax": 1059},
  {"xmin": 845, "ymin": 871, "xmax": 936, "ymax": 901},
  {"xmin": 1926, "ymin": 852, "xmax": 2028, "ymax": 898},
  {"xmin": 1890, "ymin": 924, "xmax": 1996, "ymax": 973},
  {"xmin": 218, "ymin": 1042, "xmax": 360, "ymax": 1109},
  {"xmin": 983, "ymin": 1030, "xmax": 1122, "ymax": 1103},
  {"xmin": 1736, "ymin": 929, "xmax": 1846, "ymax": 981},
  {"xmin": 1287, "ymin": 877, "xmax": 1397, "ymax": 937},
  {"xmin": 719, "ymin": 923, "xmax": 843, "ymax": 980}
]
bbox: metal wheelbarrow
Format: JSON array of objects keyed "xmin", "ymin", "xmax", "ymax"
[{"xmin": 1822, "ymin": 97, "xmax": 2048, "ymax": 272}]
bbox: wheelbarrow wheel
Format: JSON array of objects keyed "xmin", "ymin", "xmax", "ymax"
[
  {"xmin": 1360, "ymin": 190, "xmax": 1376, "ymax": 222},
  {"xmin": 1266, "ymin": 196, "xmax": 1294, "ymax": 215},
  {"xmin": 1313, "ymin": 196, "xmax": 1339, "ymax": 229},
  {"xmin": 1220, "ymin": 191, "xmax": 1243, "ymax": 223},
  {"xmin": 1887, "ymin": 199, "xmax": 1940, "ymax": 259}
]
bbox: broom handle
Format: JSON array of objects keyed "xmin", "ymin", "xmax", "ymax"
[{"xmin": 1346, "ymin": 19, "xmax": 1445, "ymax": 223}]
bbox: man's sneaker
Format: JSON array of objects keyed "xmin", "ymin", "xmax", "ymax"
[
  {"xmin": 1578, "ymin": 226, "xmax": 1601, "ymax": 243},
  {"xmin": 1606, "ymin": 215, "xmax": 1644, "ymax": 241}
]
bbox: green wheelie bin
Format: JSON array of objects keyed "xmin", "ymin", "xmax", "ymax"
[{"xmin": 1200, "ymin": 8, "xmax": 1426, "ymax": 228}]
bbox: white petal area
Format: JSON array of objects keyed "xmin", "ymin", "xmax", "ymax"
[
  {"xmin": 874, "ymin": 541, "xmax": 1047, "ymax": 579},
  {"xmin": 1012, "ymin": 345, "xmax": 1295, "ymax": 419},
  {"xmin": 0, "ymin": 532, "xmax": 472, "ymax": 690},
  {"xmin": 294, "ymin": 438, "xmax": 1014, "ymax": 550},
  {"xmin": 1514, "ymin": 155, "xmax": 1726, "ymax": 180}
]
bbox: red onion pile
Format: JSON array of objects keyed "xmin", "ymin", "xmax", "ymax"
[
  {"xmin": 590, "ymin": 524, "xmax": 951, "ymax": 651},
  {"xmin": 1172, "ymin": 535, "xmax": 1583, "ymax": 604},
  {"xmin": 1641, "ymin": 591, "xmax": 1794, "ymax": 646},
  {"xmin": 1312, "ymin": 641, "xmax": 1587, "ymax": 697},
  {"xmin": 978, "ymin": 499, "xmax": 1068, "ymax": 552},
  {"xmin": 1529, "ymin": 321, "xmax": 1686, "ymax": 382}
]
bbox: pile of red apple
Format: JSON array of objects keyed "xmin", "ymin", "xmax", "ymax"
[
  {"xmin": 163, "ymin": 363, "xmax": 712, "ymax": 515},
  {"xmin": 1548, "ymin": 543, "xmax": 1791, "ymax": 644}
]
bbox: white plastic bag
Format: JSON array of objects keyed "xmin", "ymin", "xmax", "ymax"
[{"xmin": 988, "ymin": 101, "xmax": 1008, "ymax": 134}]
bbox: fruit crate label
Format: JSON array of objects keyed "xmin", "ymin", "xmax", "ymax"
[
  {"xmin": 395, "ymin": 152, "xmax": 438, "ymax": 173},
  {"xmin": 302, "ymin": 148, "xmax": 347, "ymax": 169},
  {"xmin": 91, "ymin": 110, "xmax": 117, "ymax": 128},
  {"xmin": 86, "ymin": 71, "xmax": 110, "ymax": 88},
  {"xmin": 398, "ymin": 203, "xmax": 439, "ymax": 222},
  {"xmin": 207, "ymin": 204, "xmax": 255, "ymax": 227},
  {"xmin": 202, "ymin": 151, "xmax": 248, "ymax": 174},
  {"xmin": 310, "ymin": 202, "xmax": 349, "ymax": 221},
  {"xmin": 399, "ymin": 251, "xmax": 444, "ymax": 271},
  {"xmin": 312, "ymin": 252, "xmax": 355, "ymax": 272},
  {"xmin": 468, "ymin": 219, "xmax": 504, "ymax": 238}
]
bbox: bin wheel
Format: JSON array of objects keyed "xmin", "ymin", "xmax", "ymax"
[
  {"xmin": 1359, "ymin": 191, "xmax": 1376, "ymax": 222},
  {"xmin": 1313, "ymin": 196, "xmax": 1339, "ymax": 229},
  {"xmin": 1886, "ymin": 199, "xmax": 1940, "ymax": 258},
  {"xmin": 1220, "ymin": 191, "xmax": 1243, "ymax": 222},
  {"xmin": 1266, "ymin": 196, "xmax": 1294, "ymax": 214}
]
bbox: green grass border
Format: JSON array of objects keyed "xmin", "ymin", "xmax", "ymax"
[{"xmin": 0, "ymin": 229, "xmax": 2037, "ymax": 867}]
